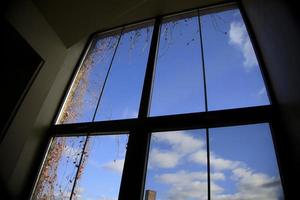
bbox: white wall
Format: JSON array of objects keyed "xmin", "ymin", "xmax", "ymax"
[{"xmin": 0, "ymin": 1, "xmax": 87, "ymax": 198}]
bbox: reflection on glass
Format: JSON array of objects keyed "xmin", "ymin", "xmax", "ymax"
[
  {"xmin": 209, "ymin": 124, "xmax": 284, "ymax": 199},
  {"xmin": 201, "ymin": 9, "xmax": 270, "ymax": 111},
  {"xmin": 32, "ymin": 136, "xmax": 86, "ymax": 199},
  {"xmin": 144, "ymin": 130, "xmax": 207, "ymax": 200},
  {"xmin": 73, "ymin": 134, "xmax": 128, "ymax": 199},
  {"xmin": 57, "ymin": 34, "xmax": 120, "ymax": 124},
  {"xmin": 150, "ymin": 13, "xmax": 205, "ymax": 116},
  {"xmin": 95, "ymin": 24, "xmax": 154, "ymax": 121}
]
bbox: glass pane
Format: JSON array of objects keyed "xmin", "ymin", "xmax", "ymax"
[
  {"xmin": 32, "ymin": 136, "xmax": 86, "ymax": 199},
  {"xmin": 201, "ymin": 9, "xmax": 270, "ymax": 111},
  {"xmin": 95, "ymin": 24, "xmax": 154, "ymax": 121},
  {"xmin": 57, "ymin": 34, "xmax": 120, "ymax": 124},
  {"xmin": 209, "ymin": 124, "xmax": 284, "ymax": 199},
  {"xmin": 32, "ymin": 134, "xmax": 128, "ymax": 200},
  {"xmin": 144, "ymin": 129, "xmax": 208, "ymax": 200},
  {"xmin": 150, "ymin": 13, "xmax": 205, "ymax": 116},
  {"xmin": 73, "ymin": 134, "xmax": 129, "ymax": 199}
]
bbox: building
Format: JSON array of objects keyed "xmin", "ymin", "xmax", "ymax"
[{"xmin": 145, "ymin": 190, "xmax": 156, "ymax": 200}]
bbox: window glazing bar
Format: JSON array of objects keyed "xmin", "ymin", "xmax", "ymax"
[
  {"xmin": 197, "ymin": 10, "xmax": 208, "ymax": 112},
  {"xmin": 92, "ymin": 29, "xmax": 123, "ymax": 122},
  {"xmin": 118, "ymin": 17, "xmax": 161, "ymax": 200},
  {"xmin": 138, "ymin": 19, "xmax": 161, "ymax": 118},
  {"xmin": 68, "ymin": 30, "xmax": 124, "ymax": 199},
  {"xmin": 51, "ymin": 105, "xmax": 272, "ymax": 136},
  {"xmin": 197, "ymin": 9, "xmax": 210, "ymax": 199},
  {"xmin": 206, "ymin": 128, "xmax": 211, "ymax": 200}
]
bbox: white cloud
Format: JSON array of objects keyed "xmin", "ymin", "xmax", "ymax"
[
  {"xmin": 189, "ymin": 150, "xmax": 240, "ymax": 171},
  {"xmin": 229, "ymin": 22, "xmax": 244, "ymax": 45},
  {"xmin": 154, "ymin": 131, "xmax": 204, "ymax": 154},
  {"xmin": 210, "ymin": 154, "xmax": 240, "ymax": 171},
  {"xmin": 211, "ymin": 182, "xmax": 225, "ymax": 196},
  {"xmin": 155, "ymin": 166, "xmax": 283, "ymax": 200},
  {"xmin": 149, "ymin": 148, "xmax": 181, "ymax": 168},
  {"xmin": 157, "ymin": 170, "xmax": 207, "ymax": 184},
  {"xmin": 166, "ymin": 146, "xmax": 283, "ymax": 200},
  {"xmin": 229, "ymin": 21, "xmax": 258, "ymax": 71},
  {"xmin": 211, "ymin": 167, "xmax": 283, "ymax": 200},
  {"xmin": 149, "ymin": 131, "xmax": 204, "ymax": 169},
  {"xmin": 148, "ymin": 131, "xmax": 283, "ymax": 199},
  {"xmin": 155, "ymin": 170, "xmax": 226, "ymax": 200},
  {"xmin": 102, "ymin": 159, "xmax": 125, "ymax": 174},
  {"xmin": 188, "ymin": 149, "xmax": 207, "ymax": 165},
  {"xmin": 156, "ymin": 170, "xmax": 208, "ymax": 200},
  {"xmin": 211, "ymin": 172, "xmax": 226, "ymax": 181}
]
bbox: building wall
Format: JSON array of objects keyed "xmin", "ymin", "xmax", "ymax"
[
  {"xmin": 241, "ymin": 0, "xmax": 300, "ymax": 198},
  {"xmin": 0, "ymin": 1, "xmax": 87, "ymax": 198}
]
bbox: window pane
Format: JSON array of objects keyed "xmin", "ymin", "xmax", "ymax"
[
  {"xmin": 57, "ymin": 34, "xmax": 120, "ymax": 124},
  {"xmin": 150, "ymin": 13, "xmax": 205, "ymax": 116},
  {"xmin": 32, "ymin": 136, "xmax": 86, "ymax": 199},
  {"xmin": 144, "ymin": 129, "xmax": 207, "ymax": 200},
  {"xmin": 201, "ymin": 9, "xmax": 270, "ymax": 111},
  {"xmin": 95, "ymin": 24, "xmax": 154, "ymax": 121},
  {"xmin": 73, "ymin": 134, "xmax": 128, "ymax": 199},
  {"xmin": 32, "ymin": 134, "xmax": 128, "ymax": 200},
  {"xmin": 209, "ymin": 124, "xmax": 284, "ymax": 199}
]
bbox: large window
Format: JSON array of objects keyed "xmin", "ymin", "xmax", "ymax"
[{"xmin": 31, "ymin": 3, "xmax": 284, "ymax": 200}]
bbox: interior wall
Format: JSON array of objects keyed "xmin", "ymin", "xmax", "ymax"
[
  {"xmin": 241, "ymin": 0, "xmax": 300, "ymax": 198},
  {"xmin": 0, "ymin": 1, "xmax": 87, "ymax": 198},
  {"xmin": 33, "ymin": 0, "xmax": 228, "ymax": 47}
]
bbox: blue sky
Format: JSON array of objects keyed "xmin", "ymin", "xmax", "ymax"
[
  {"xmin": 74, "ymin": 135, "xmax": 128, "ymax": 200},
  {"xmin": 145, "ymin": 124, "xmax": 283, "ymax": 200},
  {"xmin": 36, "ymin": 8, "xmax": 283, "ymax": 200},
  {"xmin": 201, "ymin": 10, "xmax": 269, "ymax": 111},
  {"xmin": 150, "ymin": 12, "xmax": 205, "ymax": 116},
  {"xmin": 95, "ymin": 25, "xmax": 153, "ymax": 121}
]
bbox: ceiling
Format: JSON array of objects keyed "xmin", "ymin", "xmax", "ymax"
[{"xmin": 33, "ymin": 0, "xmax": 228, "ymax": 47}]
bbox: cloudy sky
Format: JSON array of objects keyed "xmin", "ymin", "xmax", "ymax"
[
  {"xmin": 145, "ymin": 124, "xmax": 283, "ymax": 200},
  {"xmin": 37, "ymin": 7, "xmax": 283, "ymax": 200}
]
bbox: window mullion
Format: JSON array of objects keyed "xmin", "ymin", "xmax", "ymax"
[
  {"xmin": 206, "ymin": 128, "xmax": 211, "ymax": 200},
  {"xmin": 138, "ymin": 17, "xmax": 161, "ymax": 118},
  {"xmin": 197, "ymin": 10, "xmax": 208, "ymax": 112},
  {"xmin": 197, "ymin": 10, "xmax": 211, "ymax": 200},
  {"xmin": 50, "ymin": 105, "xmax": 273, "ymax": 136},
  {"xmin": 69, "ymin": 136, "xmax": 89, "ymax": 200},
  {"xmin": 92, "ymin": 29, "xmax": 123, "ymax": 122},
  {"xmin": 68, "ymin": 32, "xmax": 124, "ymax": 198},
  {"xmin": 118, "ymin": 17, "xmax": 161, "ymax": 200}
]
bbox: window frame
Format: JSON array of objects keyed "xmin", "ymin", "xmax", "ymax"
[{"xmin": 30, "ymin": 2, "xmax": 286, "ymax": 200}]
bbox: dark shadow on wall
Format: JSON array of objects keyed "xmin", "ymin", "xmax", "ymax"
[{"xmin": 0, "ymin": 17, "xmax": 44, "ymax": 142}]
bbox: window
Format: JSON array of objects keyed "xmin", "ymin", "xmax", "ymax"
[
  {"xmin": 31, "ymin": 3, "xmax": 284, "ymax": 200},
  {"xmin": 144, "ymin": 124, "xmax": 283, "ymax": 200},
  {"xmin": 32, "ymin": 134, "xmax": 129, "ymax": 199}
]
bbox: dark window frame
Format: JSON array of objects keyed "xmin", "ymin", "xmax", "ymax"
[{"xmin": 30, "ymin": 2, "xmax": 286, "ymax": 200}]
